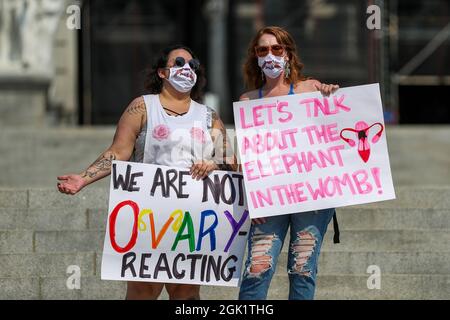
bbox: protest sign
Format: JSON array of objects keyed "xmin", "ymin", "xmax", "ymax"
[
  {"xmin": 101, "ymin": 161, "xmax": 250, "ymax": 286},
  {"xmin": 233, "ymin": 83, "xmax": 395, "ymax": 218}
]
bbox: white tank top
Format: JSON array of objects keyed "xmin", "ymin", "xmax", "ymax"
[{"xmin": 141, "ymin": 94, "xmax": 214, "ymax": 168}]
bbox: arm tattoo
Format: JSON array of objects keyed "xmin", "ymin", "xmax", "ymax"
[
  {"xmin": 126, "ymin": 99, "xmax": 146, "ymax": 115},
  {"xmin": 82, "ymin": 152, "xmax": 116, "ymax": 179}
]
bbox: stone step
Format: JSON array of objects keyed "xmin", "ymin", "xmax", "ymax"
[
  {"xmin": 269, "ymin": 274, "xmax": 450, "ymax": 300},
  {"xmin": 1, "ymin": 187, "xmax": 450, "ymax": 210},
  {"xmin": 1, "ymin": 207, "xmax": 449, "ymax": 233},
  {"xmin": 310, "ymin": 229, "xmax": 450, "ymax": 252},
  {"xmin": 0, "ymin": 230, "xmax": 34, "ymax": 254},
  {"xmin": 0, "ymin": 252, "xmax": 96, "ymax": 278},
  {"xmin": 0, "ymin": 277, "xmax": 41, "ymax": 300},
  {"xmin": 333, "ymin": 208, "xmax": 450, "ymax": 230},
  {"xmin": 349, "ymin": 187, "xmax": 450, "ymax": 210},
  {"xmin": 0, "ymin": 190, "xmax": 29, "ymax": 209},
  {"xmin": 85, "ymin": 208, "xmax": 450, "ymax": 231},
  {"xmin": 93, "ymin": 251, "xmax": 450, "ymax": 277},
  {"xmin": 0, "ymin": 208, "xmax": 89, "ymax": 231},
  {"xmin": 258, "ymin": 274, "xmax": 446, "ymax": 299},
  {"xmin": 275, "ymin": 251, "xmax": 450, "ymax": 275},
  {"xmin": 21, "ymin": 229, "xmax": 450, "ymax": 254},
  {"xmin": 0, "ymin": 188, "xmax": 109, "ymax": 210},
  {"xmin": 32, "ymin": 230, "xmax": 105, "ymax": 254},
  {"xmin": 0, "ymin": 127, "xmax": 114, "ymax": 188},
  {"xmin": 2, "ymin": 274, "xmax": 449, "ymax": 300},
  {"xmin": 1, "ymin": 250, "xmax": 448, "ymax": 279},
  {"xmin": 315, "ymin": 274, "xmax": 450, "ymax": 300}
]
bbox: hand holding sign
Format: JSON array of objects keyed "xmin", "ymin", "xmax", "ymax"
[
  {"xmin": 233, "ymin": 83, "xmax": 395, "ymax": 219},
  {"xmin": 190, "ymin": 160, "xmax": 218, "ymax": 180},
  {"xmin": 101, "ymin": 161, "xmax": 250, "ymax": 286}
]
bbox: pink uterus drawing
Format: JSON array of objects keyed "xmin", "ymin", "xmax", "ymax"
[{"xmin": 340, "ymin": 121, "xmax": 384, "ymax": 163}]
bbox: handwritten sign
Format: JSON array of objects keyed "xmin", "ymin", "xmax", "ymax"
[
  {"xmin": 101, "ymin": 161, "xmax": 250, "ymax": 286},
  {"xmin": 233, "ymin": 83, "xmax": 395, "ymax": 219}
]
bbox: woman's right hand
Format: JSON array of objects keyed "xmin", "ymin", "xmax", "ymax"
[
  {"xmin": 252, "ymin": 218, "xmax": 267, "ymax": 225},
  {"xmin": 57, "ymin": 174, "xmax": 87, "ymax": 195}
]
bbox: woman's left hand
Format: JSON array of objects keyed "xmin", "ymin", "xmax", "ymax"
[
  {"xmin": 315, "ymin": 82, "xmax": 340, "ymax": 96},
  {"xmin": 190, "ymin": 160, "xmax": 218, "ymax": 180}
]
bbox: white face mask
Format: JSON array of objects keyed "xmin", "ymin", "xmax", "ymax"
[
  {"xmin": 258, "ymin": 53, "xmax": 286, "ymax": 79},
  {"xmin": 167, "ymin": 64, "xmax": 197, "ymax": 93}
]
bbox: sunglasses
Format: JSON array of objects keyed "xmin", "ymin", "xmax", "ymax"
[
  {"xmin": 255, "ymin": 44, "xmax": 285, "ymax": 57},
  {"xmin": 171, "ymin": 56, "xmax": 200, "ymax": 71}
]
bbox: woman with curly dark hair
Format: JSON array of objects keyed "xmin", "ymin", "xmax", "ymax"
[
  {"xmin": 57, "ymin": 44, "xmax": 236, "ymax": 300},
  {"xmin": 238, "ymin": 26, "xmax": 339, "ymax": 300}
]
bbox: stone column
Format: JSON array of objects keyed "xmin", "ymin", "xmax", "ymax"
[{"xmin": 0, "ymin": 0, "xmax": 65, "ymax": 127}]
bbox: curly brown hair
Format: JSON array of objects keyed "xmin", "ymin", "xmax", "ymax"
[
  {"xmin": 144, "ymin": 45, "xmax": 206, "ymax": 102},
  {"xmin": 243, "ymin": 26, "xmax": 308, "ymax": 90}
]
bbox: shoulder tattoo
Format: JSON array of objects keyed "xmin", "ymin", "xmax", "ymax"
[{"xmin": 126, "ymin": 98, "xmax": 146, "ymax": 116}]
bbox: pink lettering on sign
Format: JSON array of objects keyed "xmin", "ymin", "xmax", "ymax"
[
  {"xmin": 249, "ymin": 167, "xmax": 383, "ymax": 208},
  {"xmin": 242, "ymin": 145, "xmax": 345, "ymax": 181},
  {"xmin": 250, "ymin": 189, "xmax": 273, "ymax": 208},
  {"xmin": 239, "ymin": 101, "xmax": 293, "ymax": 129},
  {"xmin": 299, "ymin": 95, "xmax": 351, "ymax": 118},
  {"xmin": 301, "ymin": 123, "xmax": 341, "ymax": 145},
  {"xmin": 250, "ymin": 183, "xmax": 308, "ymax": 208},
  {"xmin": 352, "ymin": 169, "xmax": 373, "ymax": 194},
  {"xmin": 333, "ymin": 174, "xmax": 357, "ymax": 196},
  {"xmin": 371, "ymin": 167, "xmax": 383, "ymax": 194},
  {"xmin": 241, "ymin": 128, "xmax": 298, "ymax": 156}
]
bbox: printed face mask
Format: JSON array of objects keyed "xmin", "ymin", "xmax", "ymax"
[
  {"xmin": 167, "ymin": 64, "xmax": 197, "ymax": 93},
  {"xmin": 258, "ymin": 53, "xmax": 286, "ymax": 79}
]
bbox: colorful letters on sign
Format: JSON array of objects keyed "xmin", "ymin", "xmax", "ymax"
[{"xmin": 101, "ymin": 161, "xmax": 250, "ymax": 286}]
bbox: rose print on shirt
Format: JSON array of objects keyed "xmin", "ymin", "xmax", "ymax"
[
  {"xmin": 152, "ymin": 124, "xmax": 171, "ymax": 141},
  {"xmin": 190, "ymin": 127, "xmax": 206, "ymax": 144}
]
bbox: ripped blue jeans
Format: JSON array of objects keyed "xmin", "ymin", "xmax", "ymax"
[{"xmin": 238, "ymin": 208, "xmax": 335, "ymax": 300}]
